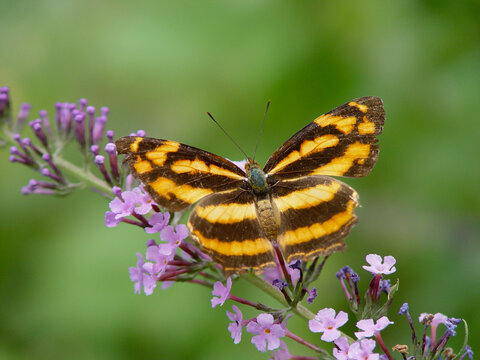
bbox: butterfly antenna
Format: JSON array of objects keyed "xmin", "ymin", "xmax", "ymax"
[
  {"xmin": 252, "ymin": 100, "xmax": 270, "ymax": 161},
  {"xmin": 206, "ymin": 112, "xmax": 250, "ymax": 160}
]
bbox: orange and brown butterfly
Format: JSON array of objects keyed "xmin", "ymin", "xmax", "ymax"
[{"xmin": 115, "ymin": 97, "xmax": 385, "ymax": 274}]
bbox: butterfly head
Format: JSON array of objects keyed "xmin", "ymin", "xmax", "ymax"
[{"xmin": 245, "ymin": 158, "xmax": 269, "ymax": 195}]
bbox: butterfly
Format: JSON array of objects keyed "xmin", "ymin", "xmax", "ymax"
[{"xmin": 115, "ymin": 97, "xmax": 385, "ymax": 273}]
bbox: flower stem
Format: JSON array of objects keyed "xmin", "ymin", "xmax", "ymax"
[
  {"xmin": 286, "ymin": 330, "xmax": 328, "ymax": 356},
  {"xmin": 240, "ymin": 272, "xmax": 315, "ymax": 321},
  {"xmin": 53, "ymin": 154, "xmax": 112, "ymax": 194},
  {"xmin": 228, "ymin": 294, "xmax": 272, "ymax": 311},
  {"xmin": 374, "ymin": 332, "xmax": 394, "ymax": 360}
]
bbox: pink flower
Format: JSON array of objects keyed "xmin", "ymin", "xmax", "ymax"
[
  {"xmin": 226, "ymin": 305, "xmax": 243, "ymax": 344},
  {"xmin": 145, "ymin": 211, "xmax": 170, "ymax": 234},
  {"xmin": 158, "ymin": 224, "xmax": 188, "ymax": 255},
  {"xmin": 362, "ymin": 254, "xmax": 396, "ymax": 275},
  {"xmin": 271, "ymin": 341, "xmax": 290, "ymax": 360},
  {"xmin": 419, "ymin": 312, "xmax": 448, "ymax": 327},
  {"xmin": 333, "ymin": 337, "xmax": 379, "ymax": 360},
  {"xmin": 262, "ymin": 261, "xmax": 301, "ymax": 285},
  {"xmin": 211, "ymin": 277, "xmax": 232, "ymax": 308},
  {"xmin": 246, "ymin": 313, "xmax": 286, "ymax": 352},
  {"xmin": 350, "ymin": 339, "xmax": 379, "ymax": 360},
  {"xmin": 333, "ymin": 336, "xmax": 350, "ymax": 360},
  {"xmin": 419, "ymin": 312, "xmax": 449, "ymax": 346},
  {"xmin": 229, "ymin": 159, "xmax": 247, "ymax": 171},
  {"xmin": 130, "ymin": 186, "xmax": 154, "ymax": 215},
  {"xmin": 355, "ymin": 316, "xmax": 393, "ymax": 339},
  {"xmin": 309, "ymin": 308, "xmax": 348, "ymax": 342},
  {"xmin": 128, "ymin": 253, "xmax": 158, "ymax": 295},
  {"xmin": 143, "ymin": 240, "xmax": 174, "ymax": 276},
  {"xmin": 105, "ymin": 186, "xmax": 155, "ymax": 227}
]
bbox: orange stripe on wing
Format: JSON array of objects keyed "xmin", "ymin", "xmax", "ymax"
[
  {"xmin": 348, "ymin": 101, "xmax": 368, "ymax": 113},
  {"xmin": 274, "ymin": 181, "xmax": 342, "ymax": 212},
  {"xmin": 191, "ymin": 230, "xmax": 273, "ymax": 256},
  {"xmin": 134, "ymin": 155, "xmax": 153, "ymax": 174},
  {"xmin": 268, "ymin": 134, "xmax": 339, "ymax": 174},
  {"xmin": 314, "ymin": 115, "xmax": 357, "ymax": 134},
  {"xmin": 278, "ymin": 199, "xmax": 357, "ymax": 247},
  {"xmin": 358, "ymin": 115, "xmax": 376, "ymax": 135},
  {"xmin": 194, "ymin": 202, "xmax": 257, "ymax": 223},
  {"xmin": 144, "ymin": 141, "xmax": 180, "ymax": 167},
  {"xmin": 170, "ymin": 159, "xmax": 244, "ymax": 179},
  {"xmin": 311, "ymin": 142, "xmax": 371, "ymax": 176},
  {"xmin": 149, "ymin": 177, "xmax": 213, "ymax": 204}
]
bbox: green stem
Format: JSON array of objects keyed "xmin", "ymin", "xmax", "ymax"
[
  {"xmin": 240, "ymin": 272, "xmax": 315, "ymax": 321},
  {"xmin": 53, "ymin": 155, "xmax": 112, "ymax": 194}
]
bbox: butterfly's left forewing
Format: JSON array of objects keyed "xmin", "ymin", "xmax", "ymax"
[{"xmin": 116, "ymin": 136, "xmax": 246, "ymax": 211}]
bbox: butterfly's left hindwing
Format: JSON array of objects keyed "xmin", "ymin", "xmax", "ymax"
[
  {"xmin": 115, "ymin": 136, "xmax": 245, "ymax": 211},
  {"xmin": 271, "ymin": 176, "xmax": 359, "ymax": 263}
]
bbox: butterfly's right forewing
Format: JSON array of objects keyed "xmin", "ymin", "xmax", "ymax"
[{"xmin": 115, "ymin": 136, "xmax": 246, "ymax": 211}]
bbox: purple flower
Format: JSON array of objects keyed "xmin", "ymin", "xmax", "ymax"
[
  {"xmin": 226, "ymin": 305, "xmax": 243, "ymax": 344},
  {"xmin": 246, "ymin": 313, "xmax": 286, "ymax": 352},
  {"xmin": 128, "ymin": 253, "xmax": 158, "ymax": 295},
  {"xmin": 229, "ymin": 159, "xmax": 247, "ymax": 171},
  {"xmin": 104, "ymin": 210, "xmax": 121, "ymax": 227},
  {"xmin": 333, "ymin": 336, "xmax": 350, "ymax": 360},
  {"xmin": 336, "ymin": 265, "xmax": 354, "ymax": 280},
  {"xmin": 132, "ymin": 186, "xmax": 155, "ymax": 214},
  {"xmin": 461, "ymin": 345, "xmax": 474, "ymax": 360},
  {"xmin": 145, "ymin": 211, "xmax": 170, "ymax": 234},
  {"xmin": 271, "ymin": 341, "xmax": 290, "ymax": 360},
  {"xmin": 272, "ymin": 279, "xmax": 288, "ymax": 290},
  {"xmin": 355, "ymin": 316, "xmax": 393, "ymax": 339},
  {"xmin": 262, "ymin": 261, "xmax": 301, "ymax": 285},
  {"xmin": 143, "ymin": 241, "xmax": 174, "ymax": 276},
  {"xmin": 211, "ymin": 277, "xmax": 232, "ymax": 308},
  {"xmin": 362, "ymin": 254, "xmax": 396, "ymax": 275},
  {"xmin": 333, "ymin": 337, "xmax": 379, "ymax": 360},
  {"xmin": 399, "ymin": 302, "xmax": 409, "ymax": 315},
  {"xmin": 306, "ymin": 287, "xmax": 317, "ymax": 304},
  {"xmin": 108, "ymin": 190, "xmax": 138, "ymax": 218},
  {"xmin": 158, "ymin": 224, "xmax": 188, "ymax": 255},
  {"xmin": 309, "ymin": 308, "xmax": 348, "ymax": 342},
  {"xmin": 418, "ymin": 312, "xmax": 448, "ymax": 327},
  {"xmin": 445, "ymin": 318, "xmax": 458, "ymax": 336},
  {"xmin": 378, "ymin": 279, "xmax": 391, "ymax": 294},
  {"xmin": 349, "ymin": 339, "xmax": 379, "ymax": 360},
  {"xmin": 105, "ymin": 186, "xmax": 155, "ymax": 227}
]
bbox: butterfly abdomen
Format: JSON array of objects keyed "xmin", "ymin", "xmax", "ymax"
[{"xmin": 255, "ymin": 195, "xmax": 280, "ymax": 242}]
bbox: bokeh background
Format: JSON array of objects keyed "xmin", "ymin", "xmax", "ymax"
[{"xmin": 1, "ymin": 1, "xmax": 479, "ymax": 359}]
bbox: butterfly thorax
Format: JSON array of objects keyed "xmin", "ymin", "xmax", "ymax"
[{"xmin": 245, "ymin": 159, "xmax": 269, "ymax": 196}]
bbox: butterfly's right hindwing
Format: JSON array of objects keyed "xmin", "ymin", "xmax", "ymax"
[{"xmin": 187, "ymin": 188, "xmax": 275, "ymax": 273}]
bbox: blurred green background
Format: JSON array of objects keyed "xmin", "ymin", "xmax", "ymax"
[{"xmin": 1, "ymin": 1, "xmax": 479, "ymax": 359}]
